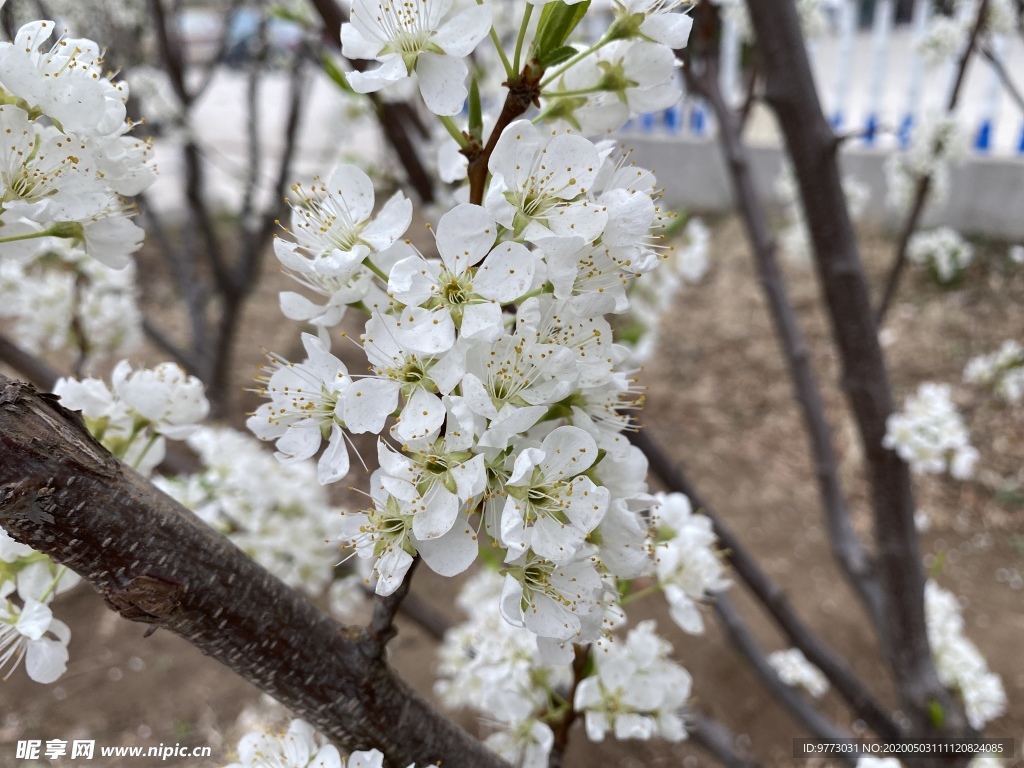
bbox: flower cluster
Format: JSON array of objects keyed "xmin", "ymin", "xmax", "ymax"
[
  {"xmin": 885, "ymin": 115, "xmax": 968, "ymax": 215},
  {"xmin": 224, "ymin": 718, "xmax": 412, "ymax": 768},
  {"xmin": 435, "ymin": 571, "xmax": 572, "ymax": 768},
  {"xmin": 883, "ymin": 383, "xmax": 978, "ymax": 479},
  {"xmin": 925, "ymin": 580, "xmax": 1007, "ymax": 730},
  {"xmin": 55, "ymin": 361, "xmax": 210, "ymax": 477},
  {"xmin": 963, "ymin": 340, "xmax": 1024, "ymax": 405},
  {"xmin": 255, "ymin": 117, "xmax": 722, "ymax": 655},
  {"xmin": 573, "ymin": 620, "xmax": 692, "ymax": 743},
  {"xmin": 1, "ymin": 532, "xmax": 79, "ymax": 684},
  {"xmin": 907, "ymin": 228, "xmax": 974, "ymax": 285},
  {"xmin": 0, "ymin": 20, "xmax": 154, "ymax": 267},
  {"xmin": 0, "ymin": 239, "xmax": 141, "ymax": 368},
  {"xmin": 154, "ymin": 427, "xmax": 338, "ymax": 598},
  {"xmin": 767, "ymin": 648, "xmax": 829, "ymax": 699},
  {"xmin": 650, "ymin": 492, "xmax": 731, "ymax": 634}
]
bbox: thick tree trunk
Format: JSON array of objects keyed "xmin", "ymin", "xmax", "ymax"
[
  {"xmin": 0, "ymin": 375, "xmax": 507, "ymax": 768},
  {"xmin": 743, "ymin": 0, "xmax": 976, "ymax": 749}
]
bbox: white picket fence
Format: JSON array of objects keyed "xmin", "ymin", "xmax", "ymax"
[{"xmin": 622, "ymin": 0, "xmax": 1024, "ymax": 155}]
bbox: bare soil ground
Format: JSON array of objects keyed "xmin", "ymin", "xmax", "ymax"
[{"xmin": 1, "ymin": 216, "xmax": 1022, "ymax": 768}]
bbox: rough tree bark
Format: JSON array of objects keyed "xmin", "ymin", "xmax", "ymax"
[
  {"xmin": 744, "ymin": 0, "xmax": 976, "ymax": 745},
  {"xmin": 0, "ymin": 375, "xmax": 508, "ymax": 768}
]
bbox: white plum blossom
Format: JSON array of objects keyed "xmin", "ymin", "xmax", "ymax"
[
  {"xmin": 0, "ymin": 592, "xmax": 70, "ymax": 684},
  {"xmin": 247, "ymin": 333, "xmax": 393, "ymax": 484},
  {"xmin": 501, "ymin": 426, "xmax": 610, "ymax": 563},
  {"xmin": 886, "ymin": 114, "xmax": 968, "ymax": 215},
  {"xmin": 0, "ymin": 22, "xmax": 153, "ymax": 267},
  {"xmin": 0, "ymin": 20, "xmax": 129, "ymax": 137},
  {"xmin": 650, "ymin": 492, "xmax": 730, "ymax": 634},
  {"xmin": 388, "ymin": 204, "xmax": 535, "ymax": 352},
  {"xmin": 574, "ymin": 620, "xmax": 691, "ymax": 742},
  {"xmin": 963, "ymin": 340, "xmax": 1024, "ymax": 405},
  {"xmin": 111, "ymin": 361, "xmax": 209, "ymax": 440},
  {"xmin": 0, "ymin": 560, "xmax": 77, "ymax": 684},
  {"xmin": 500, "ymin": 552, "xmax": 604, "ymax": 641},
  {"xmin": 545, "ymin": 40, "xmax": 680, "ymax": 135},
  {"xmin": 608, "ymin": 1, "xmax": 696, "ymax": 49},
  {"xmin": 767, "ymin": 648, "xmax": 830, "ymax": 698},
  {"xmin": 883, "ymin": 383, "xmax": 978, "ymax": 479},
  {"xmin": 277, "ymin": 164, "xmax": 412, "ymax": 279},
  {"xmin": 341, "ymin": 0, "xmax": 492, "ymax": 115},
  {"xmin": 486, "ymin": 120, "xmax": 607, "ymax": 247}
]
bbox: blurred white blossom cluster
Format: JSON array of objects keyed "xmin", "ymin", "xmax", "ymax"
[
  {"xmin": 54, "ymin": 361, "xmax": 210, "ymax": 477},
  {"xmin": 917, "ymin": 0, "xmax": 1019, "ymax": 67},
  {"xmin": 907, "ymin": 227, "xmax": 974, "ymax": 285},
  {"xmin": 767, "ymin": 648, "xmax": 829, "ymax": 699},
  {"xmin": 0, "ymin": 240, "xmax": 141, "ymax": 368},
  {"xmin": 223, "ymin": 718, "xmax": 410, "ymax": 768},
  {"xmin": 963, "ymin": 340, "xmax": 1024, "ymax": 405},
  {"xmin": 154, "ymin": 427, "xmax": 339, "ymax": 598},
  {"xmin": 883, "ymin": 383, "xmax": 978, "ymax": 479},
  {"xmin": 0, "ymin": 19, "xmax": 154, "ymax": 267},
  {"xmin": 615, "ymin": 216, "xmax": 710, "ymax": 362},
  {"xmin": 925, "ymin": 580, "xmax": 1007, "ymax": 730},
  {"xmin": 886, "ymin": 115, "xmax": 968, "ymax": 216},
  {"xmin": 1, "ymin": 531, "xmax": 79, "ymax": 684}
]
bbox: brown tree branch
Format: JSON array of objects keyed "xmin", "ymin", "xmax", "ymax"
[
  {"xmin": 875, "ymin": 0, "xmax": 989, "ymax": 325},
  {"xmin": 744, "ymin": 0, "xmax": 974, "ymax": 743},
  {"xmin": 0, "ymin": 375, "xmax": 508, "ymax": 768}
]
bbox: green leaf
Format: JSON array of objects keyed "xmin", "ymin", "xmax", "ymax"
[
  {"xmin": 927, "ymin": 699, "xmax": 945, "ymax": 729},
  {"xmin": 468, "ymin": 75, "xmax": 483, "ymax": 141},
  {"xmin": 538, "ymin": 45, "xmax": 579, "ymax": 67},
  {"xmin": 319, "ymin": 53, "xmax": 354, "ymax": 94},
  {"xmin": 531, "ymin": 1, "xmax": 591, "ymax": 68}
]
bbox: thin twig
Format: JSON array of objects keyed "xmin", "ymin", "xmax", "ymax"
[
  {"xmin": 979, "ymin": 41, "xmax": 1024, "ymax": 114},
  {"xmin": 713, "ymin": 594, "xmax": 854, "ymax": 756},
  {"xmin": 548, "ymin": 645, "xmax": 590, "ymax": 768},
  {"xmin": 875, "ymin": 0, "xmax": 989, "ymax": 325},
  {"xmin": 362, "ymin": 559, "xmax": 421, "ymax": 658}
]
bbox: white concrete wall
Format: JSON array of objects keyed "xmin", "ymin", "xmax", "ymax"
[{"xmin": 622, "ymin": 134, "xmax": 1024, "ymax": 240}]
